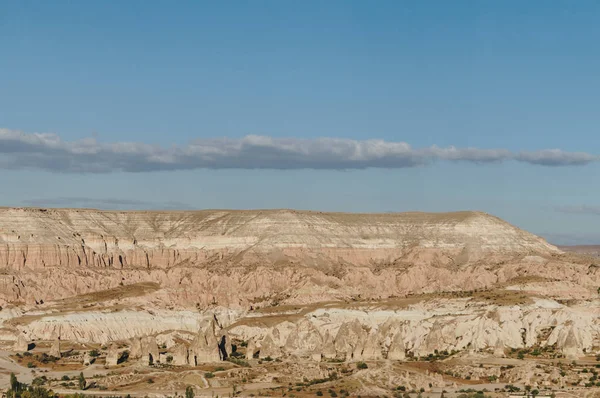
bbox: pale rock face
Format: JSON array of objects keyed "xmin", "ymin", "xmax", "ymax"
[
  {"xmin": 387, "ymin": 332, "xmax": 406, "ymax": 360},
  {"xmin": 173, "ymin": 344, "xmax": 189, "ymax": 366},
  {"xmin": 0, "ymin": 208, "xmax": 560, "ymax": 308},
  {"xmin": 83, "ymin": 351, "xmax": 93, "ymax": 366},
  {"xmin": 9, "ymin": 207, "xmax": 600, "ymax": 365},
  {"xmin": 189, "ymin": 320, "xmax": 221, "ymax": 364},
  {"xmin": 49, "ymin": 339, "xmax": 61, "ymax": 358},
  {"xmin": 129, "ymin": 337, "xmax": 142, "ymax": 359},
  {"xmin": 245, "ymin": 339, "xmax": 258, "ymax": 360},
  {"xmin": 140, "ymin": 336, "xmax": 160, "ymax": 365},
  {"xmin": 14, "ymin": 334, "xmax": 29, "ymax": 352},
  {"xmin": 321, "ymin": 331, "xmax": 337, "ymax": 360},
  {"xmin": 557, "ymin": 327, "xmax": 583, "ymax": 359},
  {"xmin": 106, "ymin": 343, "xmax": 120, "ymax": 366},
  {"xmin": 334, "ymin": 319, "xmax": 368, "ymax": 361},
  {"xmin": 217, "ymin": 329, "xmax": 232, "ymax": 360},
  {"xmin": 361, "ymin": 331, "xmax": 384, "ymax": 360},
  {"xmin": 19, "ymin": 309, "xmax": 213, "ymax": 343},
  {"xmin": 224, "ymin": 298, "xmax": 600, "ymax": 362},
  {"xmin": 258, "ymin": 334, "xmax": 282, "ymax": 359},
  {"xmin": 283, "ymin": 319, "xmax": 323, "ymax": 360}
]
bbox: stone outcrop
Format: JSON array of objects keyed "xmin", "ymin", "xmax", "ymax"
[
  {"xmin": 140, "ymin": 336, "xmax": 160, "ymax": 365},
  {"xmin": 321, "ymin": 331, "xmax": 336, "ymax": 360},
  {"xmin": 189, "ymin": 320, "xmax": 221, "ymax": 364},
  {"xmin": 173, "ymin": 344, "xmax": 189, "ymax": 366},
  {"xmin": 245, "ymin": 339, "xmax": 258, "ymax": 360},
  {"xmin": 129, "ymin": 337, "xmax": 142, "ymax": 359},
  {"xmin": 49, "ymin": 339, "xmax": 61, "ymax": 358},
  {"xmin": 106, "ymin": 343, "xmax": 120, "ymax": 366},
  {"xmin": 224, "ymin": 296, "xmax": 600, "ymax": 362},
  {"xmin": 258, "ymin": 334, "xmax": 282, "ymax": 359},
  {"xmin": 83, "ymin": 351, "xmax": 94, "ymax": 366},
  {"xmin": 387, "ymin": 332, "xmax": 406, "ymax": 360},
  {"xmin": 14, "ymin": 334, "xmax": 29, "ymax": 352},
  {"xmin": 334, "ymin": 320, "xmax": 368, "ymax": 361},
  {"xmin": 284, "ymin": 319, "xmax": 323, "ymax": 361},
  {"xmin": 217, "ymin": 330, "xmax": 232, "ymax": 360}
]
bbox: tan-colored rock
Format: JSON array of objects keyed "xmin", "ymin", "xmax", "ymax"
[
  {"xmin": 258, "ymin": 334, "xmax": 282, "ymax": 359},
  {"xmin": 361, "ymin": 331, "xmax": 383, "ymax": 360},
  {"xmin": 284, "ymin": 319, "xmax": 323, "ymax": 360},
  {"xmin": 14, "ymin": 334, "xmax": 29, "ymax": 352},
  {"xmin": 387, "ymin": 332, "xmax": 406, "ymax": 360},
  {"xmin": 129, "ymin": 337, "xmax": 142, "ymax": 359},
  {"xmin": 0, "ymin": 208, "xmax": 560, "ymax": 308},
  {"xmin": 334, "ymin": 320, "xmax": 367, "ymax": 361},
  {"xmin": 106, "ymin": 343, "xmax": 121, "ymax": 366},
  {"xmin": 189, "ymin": 321, "xmax": 220, "ymax": 364},
  {"xmin": 49, "ymin": 339, "xmax": 61, "ymax": 358},
  {"xmin": 217, "ymin": 329, "xmax": 232, "ymax": 360},
  {"xmin": 561, "ymin": 327, "xmax": 582, "ymax": 359},
  {"xmin": 140, "ymin": 336, "xmax": 160, "ymax": 365},
  {"xmin": 173, "ymin": 344, "xmax": 189, "ymax": 366},
  {"xmin": 245, "ymin": 339, "xmax": 257, "ymax": 360},
  {"xmin": 321, "ymin": 331, "xmax": 336, "ymax": 360},
  {"xmin": 83, "ymin": 351, "xmax": 94, "ymax": 366}
]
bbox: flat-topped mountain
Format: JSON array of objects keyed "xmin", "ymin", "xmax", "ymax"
[
  {"xmin": 1, "ymin": 208, "xmax": 599, "ymax": 397},
  {"xmin": 0, "ymin": 207, "xmax": 558, "ymax": 271}
]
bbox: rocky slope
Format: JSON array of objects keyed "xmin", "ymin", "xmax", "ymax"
[
  {"xmin": 0, "ymin": 207, "xmax": 561, "ymax": 305},
  {"xmin": 4, "ymin": 207, "xmax": 600, "ymax": 397}
]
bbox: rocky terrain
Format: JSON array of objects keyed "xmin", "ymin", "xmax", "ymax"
[{"xmin": 1, "ymin": 207, "xmax": 600, "ymax": 397}]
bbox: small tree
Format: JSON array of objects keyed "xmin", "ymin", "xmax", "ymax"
[
  {"xmin": 78, "ymin": 372, "xmax": 86, "ymax": 390},
  {"xmin": 185, "ymin": 385, "xmax": 195, "ymax": 398},
  {"xmin": 10, "ymin": 373, "xmax": 18, "ymax": 391}
]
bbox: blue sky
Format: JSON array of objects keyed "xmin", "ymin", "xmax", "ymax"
[{"xmin": 1, "ymin": 1, "xmax": 600, "ymax": 244}]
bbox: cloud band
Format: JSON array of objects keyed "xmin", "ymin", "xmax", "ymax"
[{"xmin": 0, "ymin": 128, "xmax": 597, "ymax": 173}]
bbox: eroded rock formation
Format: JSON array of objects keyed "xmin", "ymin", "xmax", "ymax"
[
  {"xmin": 13, "ymin": 334, "xmax": 29, "ymax": 352},
  {"xmin": 4, "ymin": 207, "xmax": 600, "ymax": 365}
]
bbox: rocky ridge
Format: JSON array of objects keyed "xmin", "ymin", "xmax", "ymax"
[
  {"xmin": 0, "ymin": 207, "xmax": 560, "ymax": 306},
  {"xmin": 3, "ymin": 206, "xmax": 600, "ymax": 371}
]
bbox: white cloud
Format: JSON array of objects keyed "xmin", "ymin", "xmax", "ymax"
[{"xmin": 0, "ymin": 128, "xmax": 597, "ymax": 173}]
